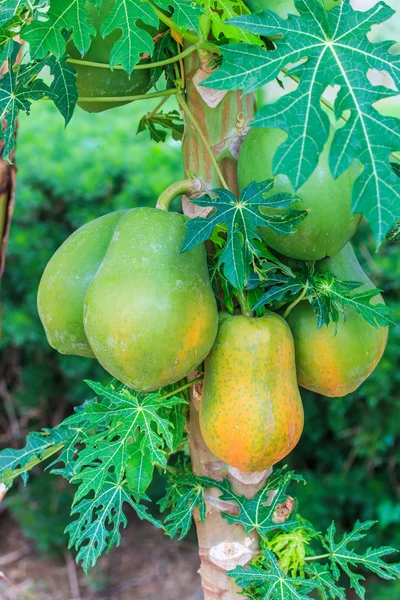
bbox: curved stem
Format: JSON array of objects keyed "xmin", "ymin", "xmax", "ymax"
[
  {"xmin": 156, "ymin": 178, "xmax": 198, "ymax": 211},
  {"xmin": 283, "ymin": 282, "xmax": 309, "ymax": 319},
  {"xmin": 149, "ymin": 2, "xmax": 221, "ymax": 56},
  {"xmin": 77, "ymin": 88, "xmax": 179, "ymax": 104},
  {"xmin": 148, "ymin": 95, "xmax": 169, "ymax": 119},
  {"xmin": 67, "ymin": 44, "xmax": 198, "ymax": 71},
  {"xmin": 161, "ymin": 375, "xmax": 204, "ymax": 400},
  {"xmin": 177, "ymin": 94, "xmax": 230, "ymax": 190}
]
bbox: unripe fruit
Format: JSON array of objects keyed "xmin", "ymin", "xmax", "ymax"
[
  {"xmin": 68, "ymin": 0, "xmax": 152, "ymax": 113},
  {"xmin": 238, "ymin": 126, "xmax": 362, "ymax": 260},
  {"xmin": 286, "ymin": 243, "xmax": 389, "ymax": 397}
]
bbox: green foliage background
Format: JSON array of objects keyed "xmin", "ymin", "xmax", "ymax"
[{"xmin": 1, "ymin": 99, "xmax": 399, "ymax": 597}]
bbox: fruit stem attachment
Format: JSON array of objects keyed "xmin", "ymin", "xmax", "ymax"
[
  {"xmin": 283, "ymin": 282, "xmax": 309, "ymax": 319},
  {"xmin": 67, "ymin": 44, "xmax": 198, "ymax": 71},
  {"xmin": 236, "ymin": 291, "xmax": 253, "ymax": 318},
  {"xmin": 177, "ymin": 94, "xmax": 230, "ymax": 191},
  {"xmin": 160, "ymin": 375, "xmax": 204, "ymax": 401},
  {"xmin": 77, "ymin": 88, "xmax": 180, "ymax": 104},
  {"xmin": 156, "ymin": 178, "xmax": 202, "ymax": 211}
]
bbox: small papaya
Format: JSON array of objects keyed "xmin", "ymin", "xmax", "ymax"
[
  {"xmin": 38, "ymin": 207, "xmax": 218, "ymax": 391},
  {"xmin": 237, "ymin": 125, "xmax": 362, "ymax": 261},
  {"xmin": 67, "ymin": 0, "xmax": 152, "ymax": 113},
  {"xmin": 286, "ymin": 243, "xmax": 389, "ymax": 397},
  {"xmin": 200, "ymin": 312, "xmax": 304, "ymax": 472}
]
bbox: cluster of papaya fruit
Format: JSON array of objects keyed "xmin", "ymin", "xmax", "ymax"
[
  {"xmin": 38, "ymin": 0, "xmax": 388, "ymax": 476},
  {"xmin": 37, "ymin": 121, "xmax": 388, "ymax": 474}
]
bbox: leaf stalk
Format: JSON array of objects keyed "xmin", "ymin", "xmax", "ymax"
[
  {"xmin": 67, "ymin": 44, "xmax": 198, "ymax": 71},
  {"xmin": 283, "ymin": 281, "xmax": 309, "ymax": 319},
  {"xmin": 176, "ymin": 94, "xmax": 230, "ymax": 190},
  {"xmin": 77, "ymin": 88, "xmax": 180, "ymax": 104}
]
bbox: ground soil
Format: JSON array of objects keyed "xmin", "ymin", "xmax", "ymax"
[{"xmin": 0, "ymin": 509, "xmax": 203, "ymax": 600}]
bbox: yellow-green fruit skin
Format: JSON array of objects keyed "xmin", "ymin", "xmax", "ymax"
[
  {"xmin": 237, "ymin": 127, "xmax": 362, "ymax": 260},
  {"xmin": 37, "ymin": 211, "xmax": 126, "ymax": 358},
  {"xmin": 200, "ymin": 312, "xmax": 304, "ymax": 472},
  {"xmin": 68, "ymin": 0, "xmax": 152, "ymax": 113},
  {"xmin": 83, "ymin": 208, "xmax": 218, "ymax": 391},
  {"xmin": 286, "ymin": 243, "xmax": 389, "ymax": 397}
]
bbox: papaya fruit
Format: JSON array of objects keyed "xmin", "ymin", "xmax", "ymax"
[
  {"xmin": 37, "ymin": 210, "xmax": 126, "ymax": 358},
  {"xmin": 238, "ymin": 125, "xmax": 362, "ymax": 261},
  {"xmin": 38, "ymin": 208, "xmax": 218, "ymax": 391},
  {"xmin": 286, "ymin": 243, "xmax": 389, "ymax": 397},
  {"xmin": 67, "ymin": 0, "xmax": 152, "ymax": 113},
  {"xmin": 200, "ymin": 312, "xmax": 304, "ymax": 472}
]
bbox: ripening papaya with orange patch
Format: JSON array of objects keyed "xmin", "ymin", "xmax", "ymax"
[
  {"xmin": 286, "ymin": 243, "xmax": 389, "ymax": 397},
  {"xmin": 200, "ymin": 312, "xmax": 304, "ymax": 473},
  {"xmin": 38, "ymin": 207, "xmax": 218, "ymax": 392}
]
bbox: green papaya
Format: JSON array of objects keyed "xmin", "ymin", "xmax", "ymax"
[
  {"xmin": 38, "ymin": 208, "xmax": 218, "ymax": 392},
  {"xmin": 237, "ymin": 126, "xmax": 362, "ymax": 260},
  {"xmin": 286, "ymin": 243, "xmax": 389, "ymax": 397},
  {"xmin": 37, "ymin": 211, "xmax": 126, "ymax": 357},
  {"xmin": 68, "ymin": 0, "xmax": 152, "ymax": 113},
  {"xmin": 200, "ymin": 312, "xmax": 304, "ymax": 472}
]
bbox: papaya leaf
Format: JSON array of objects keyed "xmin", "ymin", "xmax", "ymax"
[
  {"xmin": 197, "ymin": 0, "xmax": 263, "ymax": 45},
  {"xmin": 62, "ymin": 380, "xmax": 187, "ymax": 504},
  {"xmin": 137, "ymin": 110, "xmax": 184, "ymax": 143},
  {"xmin": 322, "ymin": 520, "xmax": 400, "ymax": 599},
  {"xmin": 0, "ymin": 0, "xmax": 45, "ymax": 28},
  {"xmin": 0, "ymin": 40, "xmax": 78, "ymax": 158},
  {"xmin": 266, "ymin": 524, "xmax": 319, "ymax": 578},
  {"xmin": 66, "ymin": 477, "xmax": 162, "ymax": 573},
  {"xmin": 228, "ymin": 547, "xmax": 319, "ymax": 599},
  {"xmin": 305, "ymin": 564, "xmax": 346, "ymax": 600},
  {"xmin": 252, "ymin": 275, "xmax": 304, "ymax": 310},
  {"xmin": 98, "ymin": 0, "xmax": 158, "ymax": 74},
  {"xmin": 0, "ymin": 43, "xmax": 51, "ymax": 158},
  {"xmin": 200, "ymin": 467, "xmax": 303, "ymax": 538},
  {"xmin": 158, "ymin": 465, "xmax": 207, "ymax": 539},
  {"xmin": 125, "ymin": 445, "xmax": 154, "ymax": 500},
  {"xmin": 47, "ymin": 54, "xmax": 78, "ymax": 124},
  {"xmin": 181, "ymin": 180, "xmax": 307, "ymax": 290},
  {"xmin": 156, "ymin": 0, "xmax": 203, "ymax": 33},
  {"xmin": 204, "ymin": 0, "xmax": 400, "ymax": 245},
  {"xmin": 0, "ymin": 426, "xmax": 73, "ymax": 487},
  {"xmin": 99, "ymin": 0, "xmax": 202, "ymax": 74},
  {"xmin": 22, "ymin": 0, "xmax": 97, "ymax": 59},
  {"xmin": 308, "ymin": 272, "xmax": 394, "ymax": 329},
  {"xmin": 386, "ymin": 219, "xmax": 400, "ymax": 241}
]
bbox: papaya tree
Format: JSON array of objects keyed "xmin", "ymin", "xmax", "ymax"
[{"xmin": 1, "ymin": 0, "xmax": 400, "ymax": 598}]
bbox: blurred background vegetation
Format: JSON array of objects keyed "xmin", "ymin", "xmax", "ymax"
[{"xmin": 1, "ymin": 97, "xmax": 399, "ymax": 598}]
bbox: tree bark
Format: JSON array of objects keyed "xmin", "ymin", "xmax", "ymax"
[
  {"xmin": 181, "ymin": 50, "xmax": 270, "ymax": 600},
  {"xmin": 0, "ymin": 136, "xmax": 16, "ymax": 280},
  {"xmin": 0, "ymin": 59, "xmax": 17, "ymax": 337}
]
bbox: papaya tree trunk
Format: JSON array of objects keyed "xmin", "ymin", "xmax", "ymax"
[
  {"xmin": 0, "ymin": 60, "xmax": 17, "ymax": 281},
  {"xmin": 181, "ymin": 50, "xmax": 270, "ymax": 600}
]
